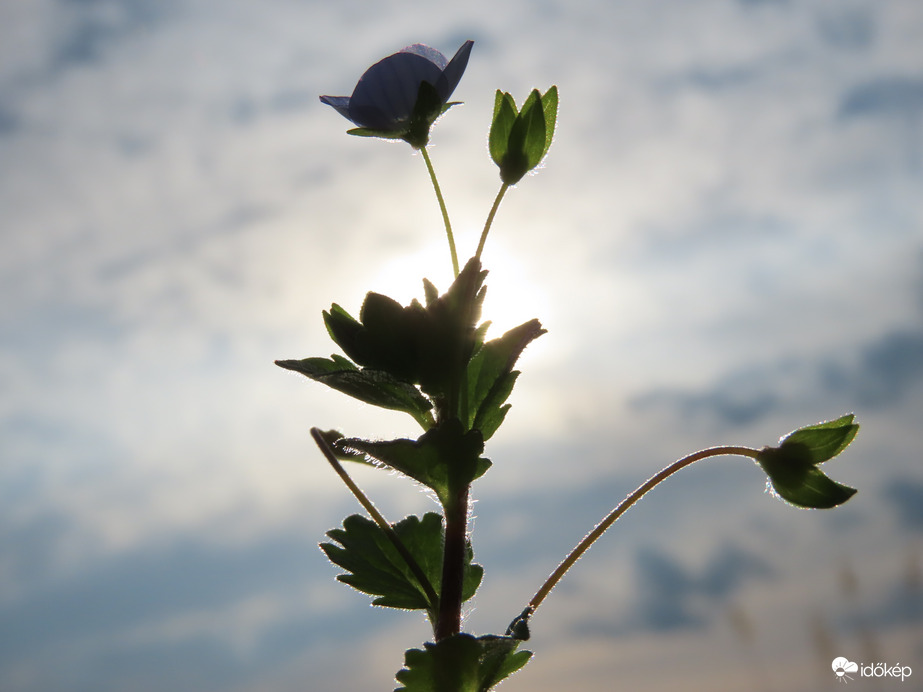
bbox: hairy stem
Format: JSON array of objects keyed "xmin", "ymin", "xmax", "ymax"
[
  {"xmin": 435, "ymin": 483, "xmax": 470, "ymax": 641},
  {"xmin": 421, "ymin": 146, "xmax": 459, "ymax": 278},
  {"xmin": 527, "ymin": 445, "xmax": 760, "ymax": 614},
  {"xmin": 475, "ymin": 183, "xmax": 509, "ymax": 262},
  {"xmin": 310, "ymin": 428, "xmax": 440, "ymax": 614}
]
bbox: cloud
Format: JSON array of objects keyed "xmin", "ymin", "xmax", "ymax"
[
  {"xmin": 1, "ymin": 1, "xmax": 922, "ymax": 690},
  {"xmin": 0, "ymin": 104, "xmax": 18, "ymax": 136},
  {"xmin": 882, "ymin": 477, "xmax": 923, "ymax": 531},
  {"xmin": 0, "ymin": 525, "xmax": 382, "ymax": 691},
  {"xmin": 632, "ymin": 317, "xmax": 923, "ymax": 429},
  {"xmin": 49, "ymin": 0, "xmax": 172, "ymax": 72},
  {"xmin": 737, "ymin": 0, "xmax": 789, "ymax": 7},
  {"xmin": 823, "ymin": 330, "xmax": 923, "ymax": 409},
  {"xmin": 839, "ymin": 76, "xmax": 923, "ymax": 120},
  {"xmin": 816, "ymin": 6, "xmax": 876, "ymax": 51},
  {"xmin": 582, "ymin": 543, "xmax": 772, "ymax": 637}
]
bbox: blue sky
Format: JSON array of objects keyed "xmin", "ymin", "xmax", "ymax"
[{"xmin": 2, "ymin": 1, "xmax": 922, "ymax": 690}]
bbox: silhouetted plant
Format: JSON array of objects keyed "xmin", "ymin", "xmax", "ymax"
[{"xmin": 277, "ymin": 40, "xmax": 859, "ymax": 691}]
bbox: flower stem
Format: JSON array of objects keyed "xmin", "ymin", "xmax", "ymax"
[
  {"xmin": 310, "ymin": 428, "xmax": 440, "ymax": 615},
  {"xmin": 420, "ymin": 146, "xmax": 459, "ymax": 278},
  {"xmin": 475, "ymin": 183, "xmax": 509, "ymax": 262},
  {"xmin": 526, "ymin": 445, "xmax": 760, "ymax": 614}
]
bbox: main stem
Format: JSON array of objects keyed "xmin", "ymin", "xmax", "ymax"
[
  {"xmin": 436, "ymin": 483, "xmax": 470, "ymax": 640},
  {"xmin": 475, "ymin": 183, "xmax": 509, "ymax": 262},
  {"xmin": 420, "ymin": 146, "xmax": 459, "ymax": 278},
  {"xmin": 527, "ymin": 445, "xmax": 760, "ymax": 614}
]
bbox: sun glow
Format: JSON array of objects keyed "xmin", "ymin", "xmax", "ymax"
[{"xmin": 370, "ymin": 237, "xmax": 552, "ymax": 345}]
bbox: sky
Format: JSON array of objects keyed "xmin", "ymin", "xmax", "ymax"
[{"xmin": 1, "ymin": 0, "xmax": 922, "ymax": 690}]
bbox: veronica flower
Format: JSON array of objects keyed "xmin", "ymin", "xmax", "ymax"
[{"xmin": 320, "ymin": 40, "xmax": 474, "ymax": 148}]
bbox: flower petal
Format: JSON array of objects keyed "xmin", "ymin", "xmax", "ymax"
[
  {"xmin": 400, "ymin": 43, "xmax": 448, "ymax": 70},
  {"xmin": 349, "ymin": 52, "xmax": 443, "ymax": 130},
  {"xmin": 436, "ymin": 40, "xmax": 474, "ymax": 102},
  {"xmin": 319, "ymin": 95, "xmax": 352, "ymax": 121}
]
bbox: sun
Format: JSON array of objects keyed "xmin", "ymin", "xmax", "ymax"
[{"xmin": 369, "ymin": 238, "xmax": 552, "ymax": 345}]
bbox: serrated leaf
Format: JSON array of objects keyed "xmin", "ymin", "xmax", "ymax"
[
  {"xmin": 395, "ymin": 634, "xmax": 532, "ymax": 692},
  {"xmin": 466, "ymin": 319, "xmax": 545, "ymax": 439},
  {"xmin": 321, "ymin": 513, "xmax": 482, "ymax": 624},
  {"xmin": 336, "ymin": 419, "xmax": 490, "ymax": 508},
  {"xmin": 274, "ymin": 356, "xmax": 433, "ymax": 425},
  {"xmin": 473, "ymin": 379, "xmax": 515, "ymax": 442},
  {"xmin": 319, "ymin": 260, "xmax": 486, "ymax": 401},
  {"xmin": 777, "ymin": 413, "xmax": 859, "ymax": 464}
]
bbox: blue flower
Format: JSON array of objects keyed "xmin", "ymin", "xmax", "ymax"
[{"xmin": 320, "ymin": 40, "xmax": 474, "ymax": 148}]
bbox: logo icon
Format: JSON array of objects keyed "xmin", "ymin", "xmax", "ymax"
[{"xmin": 833, "ymin": 657, "xmax": 859, "ymax": 683}]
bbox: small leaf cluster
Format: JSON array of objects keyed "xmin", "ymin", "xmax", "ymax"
[
  {"xmin": 756, "ymin": 414, "xmax": 859, "ymax": 508},
  {"xmin": 490, "ymin": 86, "xmax": 558, "ymax": 184},
  {"xmin": 277, "ymin": 258, "xmax": 544, "ymax": 449}
]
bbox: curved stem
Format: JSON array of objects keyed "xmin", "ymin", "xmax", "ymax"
[
  {"xmin": 310, "ymin": 428, "xmax": 440, "ymax": 613},
  {"xmin": 527, "ymin": 445, "xmax": 760, "ymax": 614},
  {"xmin": 475, "ymin": 183, "xmax": 509, "ymax": 262},
  {"xmin": 420, "ymin": 146, "xmax": 459, "ymax": 277}
]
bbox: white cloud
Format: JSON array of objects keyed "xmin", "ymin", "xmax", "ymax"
[{"xmin": 1, "ymin": 0, "xmax": 922, "ymax": 690}]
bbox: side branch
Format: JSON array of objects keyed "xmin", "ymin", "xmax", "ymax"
[
  {"xmin": 310, "ymin": 428, "xmax": 440, "ymax": 611},
  {"xmin": 527, "ymin": 445, "xmax": 760, "ymax": 614}
]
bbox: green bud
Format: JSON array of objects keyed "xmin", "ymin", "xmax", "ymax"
[
  {"xmin": 756, "ymin": 414, "xmax": 859, "ymax": 509},
  {"xmin": 489, "ymin": 86, "xmax": 558, "ymax": 184}
]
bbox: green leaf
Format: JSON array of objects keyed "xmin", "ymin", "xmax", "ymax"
[
  {"xmin": 274, "ymin": 356, "xmax": 433, "ymax": 425},
  {"xmin": 474, "ymin": 383, "xmax": 514, "ymax": 442},
  {"xmin": 335, "ymin": 419, "xmax": 490, "ymax": 508},
  {"xmin": 498, "ymin": 91, "xmax": 542, "ymax": 185},
  {"xmin": 518, "ymin": 89, "xmax": 547, "ymax": 171},
  {"xmin": 776, "ymin": 413, "xmax": 859, "ymax": 464},
  {"xmin": 395, "ymin": 634, "xmax": 532, "ymax": 692},
  {"xmin": 321, "ymin": 513, "xmax": 483, "ymax": 624},
  {"xmin": 466, "ymin": 319, "xmax": 546, "ymax": 439},
  {"xmin": 320, "ymin": 260, "xmax": 487, "ymax": 401},
  {"xmin": 489, "ymin": 91, "xmax": 517, "ymax": 167},
  {"xmin": 347, "ymin": 127, "xmax": 406, "ymax": 139},
  {"xmin": 756, "ymin": 414, "xmax": 859, "ymax": 509},
  {"xmin": 321, "ymin": 514, "xmax": 439, "ymax": 614},
  {"xmin": 416, "ymin": 257, "xmax": 488, "ymax": 398},
  {"xmin": 323, "ymin": 303, "xmax": 362, "ymax": 349},
  {"xmin": 756, "ymin": 446, "xmax": 857, "ymax": 508},
  {"xmin": 539, "ymin": 85, "xmax": 558, "ymax": 160}
]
